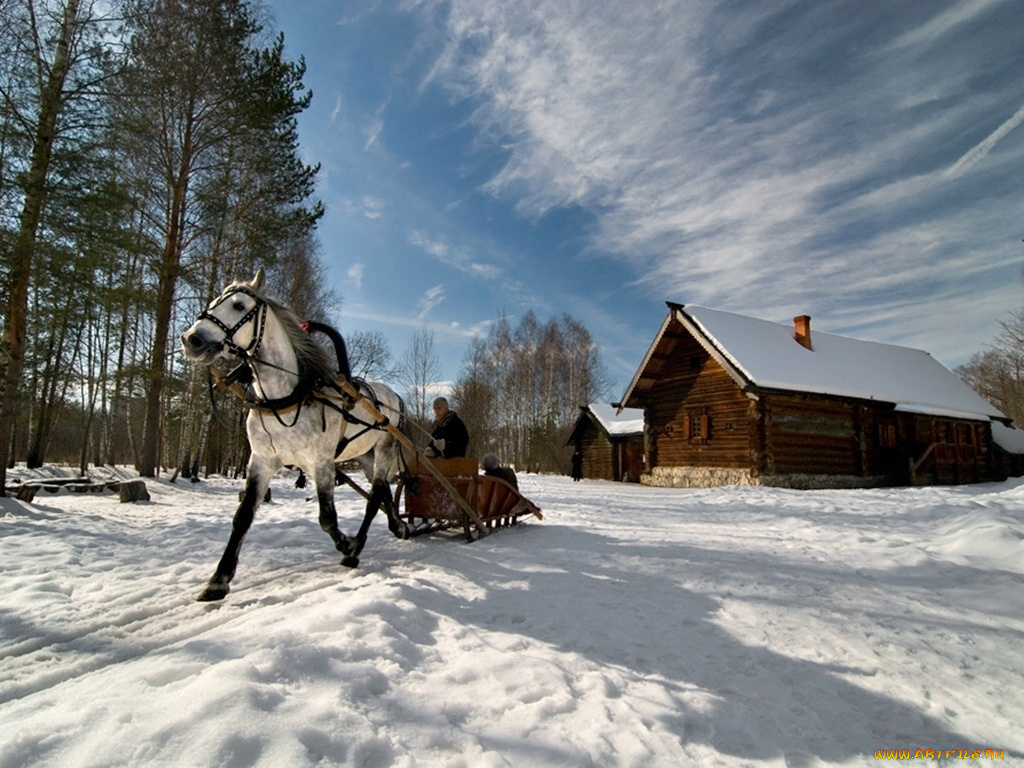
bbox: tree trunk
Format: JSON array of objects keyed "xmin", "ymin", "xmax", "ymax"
[
  {"xmin": 138, "ymin": 160, "xmax": 189, "ymax": 476},
  {"xmin": 0, "ymin": 0, "xmax": 82, "ymax": 492}
]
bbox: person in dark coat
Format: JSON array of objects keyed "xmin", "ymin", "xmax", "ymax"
[
  {"xmin": 571, "ymin": 446, "xmax": 583, "ymax": 481},
  {"xmin": 482, "ymin": 453, "xmax": 518, "ymax": 489},
  {"xmin": 425, "ymin": 396, "xmax": 469, "ymax": 458}
]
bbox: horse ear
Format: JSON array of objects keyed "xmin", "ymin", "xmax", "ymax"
[{"xmin": 251, "ymin": 268, "xmax": 266, "ymax": 291}]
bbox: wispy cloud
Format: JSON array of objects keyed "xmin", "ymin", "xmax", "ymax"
[
  {"xmin": 408, "ymin": 230, "xmax": 503, "ymax": 281},
  {"xmin": 364, "ymin": 118, "xmax": 383, "ymax": 151},
  {"xmin": 347, "ymin": 262, "xmax": 364, "ymax": 290},
  {"xmin": 361, "ymin": 196, "xmax": 385, "ymax": 220},
  {"xmin": 420, "ymin": 0, "xmax": 1024, "ymax": 362},
  {"xmin": 417, "ymin": 284, "xmax": 446, "ymax": 318},
  {"xmin": 363, "ymin": 100, "xmax": 390, "ymax": 151},
  {"xmin": 887, "ymin": 0, "xmax": 1001, "ymax": 51},
  {"xmin": 409, "ymin": 230, "xmax": 449, "ymax": 259},
  {"xmin": 338, "ymin": 304, "xmax": 492, "ymax": 342},
  {"xmin": 345, "ymin": 196, "xmax": 385, "ymax": 220}
]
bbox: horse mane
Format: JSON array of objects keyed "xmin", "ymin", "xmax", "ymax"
[{"xmin": 230, "ymin": 280, "xmax": 342, "ymax": 387}]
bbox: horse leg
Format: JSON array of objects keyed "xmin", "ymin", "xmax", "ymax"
[
  {"xmin": 197, "ymin": 470, "xmax": 270, "ymax": 602},
  {"xmin": 374, "ymin": 438, "xmax": 410, "ymax": 540},
  {"xmin": 314, "ymin": 463, "xmax": 350, "ymax": 554},
  {"xmin": 380, "ymin": 480, "xmax": 410, "ymax": 540},
  {"xmin": 339, "ymin": 477, "xmax": 393, "ymax": 568}
]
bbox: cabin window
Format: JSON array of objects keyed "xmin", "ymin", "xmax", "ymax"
[{"xmin": 683, "ymin": 408, "xmax": 710, "ymax": 442}]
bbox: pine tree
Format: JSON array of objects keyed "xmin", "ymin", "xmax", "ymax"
[
  {"xmin": 0, "ymin": 0, "xmax": 109, "ymax": 491},
  {"xmin": 114, "ymin": 0, "xmax": 321, "ymax": 476}
]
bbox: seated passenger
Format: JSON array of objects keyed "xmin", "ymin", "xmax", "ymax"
[{"xmin": 482, "ymin": 452, "xmax": 518, "ymax": 489}]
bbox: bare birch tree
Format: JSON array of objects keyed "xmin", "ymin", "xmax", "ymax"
[
  {"xmin": 453, "ymin": 310, "xmax": 610, "ymax": 471},
  {"xmin": 399, "ymin": 326, "xmax": 441, "ymax": 428}
]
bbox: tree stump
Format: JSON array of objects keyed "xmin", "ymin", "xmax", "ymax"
[
  {"xmin": 15, "ymin": 485, "xmax": 38, "ymax": 503},
  {"xmin": 119, "ymin": 480, "xmax": 150, "ymax": 503}
]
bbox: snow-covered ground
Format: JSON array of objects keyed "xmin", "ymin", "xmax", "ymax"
[{"xmin": 1, "ymin": 469, "xmax": 1023, "ymax": 767}]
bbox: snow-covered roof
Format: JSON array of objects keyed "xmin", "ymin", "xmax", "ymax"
[
  {"xmin": 587, "ymin": 403, "xmax": 645, "ymax": 436},
  {"xmin": 992, "ymin": 422, "xmax": 1024, "ymax": 454},
  {"xmin": 566, "ymin": 403, "xmax": 645, "ymax": 445},
  {"xmin": 622, "ymin": 304, "xmax": 1004, "ymax": 423}
]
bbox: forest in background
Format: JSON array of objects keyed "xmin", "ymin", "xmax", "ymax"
[
  {"xmin": 956, "ymin": 297, "xmax": 1024, "ymax": 431},
  {"xmin": 0, "ymin": 0, "xmax": 610, "ymax": 489}
]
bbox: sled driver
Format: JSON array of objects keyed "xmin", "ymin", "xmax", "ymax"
[{"xmin": 425, "ymin": 396, "xmax": 469, "ymax": 458}]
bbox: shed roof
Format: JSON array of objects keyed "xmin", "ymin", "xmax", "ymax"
[
  {"xmin": 992, "ymin": 422, "xmax": 1024, "ymax": 454},
  {"xmin": 588, "ymin": 403, "xmax": 645, "ymax": 436},
  {"xmin": 620, "ymin": 303, "xmax": 1004, "ymax": 423},
  {"xmin": 566, "ymin": 403, "xmax": 645, "ymax": 445}
]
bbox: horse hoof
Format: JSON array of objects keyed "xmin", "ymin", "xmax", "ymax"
[
  {"xmin": 197, "ymin": 584, "xmax": 229, "ymax": 602},
  {"xmin": 338, "ymin": 537, "xmax": 358, "ymax": 557},
  {"xmin": 340, "ymin": 556, "xmax": 360, "ymax": 569}
]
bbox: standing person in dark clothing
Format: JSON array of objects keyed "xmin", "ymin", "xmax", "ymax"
[
  {"xmin": 571, "ymin": 446, "xmax": 583, "ymax": 481},
  {"xmin": 425, "ymin": 396, "xmax": 469, "ymax": 458}
]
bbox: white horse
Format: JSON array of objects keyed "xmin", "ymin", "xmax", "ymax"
[{"xmin": 180, "ymin": 269, "xmax": 409, "ymax": 601}]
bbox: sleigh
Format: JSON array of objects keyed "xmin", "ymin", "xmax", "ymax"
[{"xmin": 394, "ymin": 455, "xmax": 543, "ymax": 541}]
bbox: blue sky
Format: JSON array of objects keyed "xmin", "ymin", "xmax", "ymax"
[{"xmin": 264, "ymin": 0, "xmax": 1024, "ymax": 398}]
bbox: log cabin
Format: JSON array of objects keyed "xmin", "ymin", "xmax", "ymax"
[
  {"xmin": 619, "ymin": 303, "xmax": 1010, "ymax": 488},
  {"xmin": 565, "ymin": 403, "xmax": 645, "ymax": 482}
]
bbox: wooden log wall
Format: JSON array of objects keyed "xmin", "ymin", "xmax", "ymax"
[
  {"xmin": 645, "ymin": 336, "xmax": 753, "ymax": 470},
  {"xmin": 760, "ymin": 394, "xmax": 859, "ymax": 475},
  {"xmin": 577, "ymin": 422, "xmax": 616, "ymax": 481},
  {"xmin": 905, "ymin": 417, "xmax": 995, "ymax": 485}
]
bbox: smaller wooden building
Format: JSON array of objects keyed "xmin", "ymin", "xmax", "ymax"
[
  {"xmin": 992, "ymin": 422, "xmax": 1024, "ymax": 479},
  {"xmin": 566, "ymin": 403, "xmax": 645, "ymax": 482},
  {"xmin": 620, "ymin": 303, "xmax": 1010, "ymax": 488}
]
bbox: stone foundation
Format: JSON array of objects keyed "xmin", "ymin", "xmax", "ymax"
[{"xmin": 641, "ymin": 466, "xmax": 889, "ymax": 490}]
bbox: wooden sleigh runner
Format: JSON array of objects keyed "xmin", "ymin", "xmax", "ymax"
[{"xmin": 395, "ymin": 455, "xmax": 543, "ymax": 541}]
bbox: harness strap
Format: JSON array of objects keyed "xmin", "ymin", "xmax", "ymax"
[{"xmin": 317, "ymin": 378, "xmax": 398, "ymax": 457}]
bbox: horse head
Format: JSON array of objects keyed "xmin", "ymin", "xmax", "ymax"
[{"xmin": 181, "ymin": 269, "xmax": 268, "ymax": 365}]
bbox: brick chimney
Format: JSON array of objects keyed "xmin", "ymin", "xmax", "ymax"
[{"xmin": 793, "ymin": 315, "xmax": 812, "ymax": 350}]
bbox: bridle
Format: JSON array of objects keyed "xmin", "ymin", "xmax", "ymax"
[
  {"xmin": 199, "ymin": 287, "xmax": 341, "ymax": 427},
  {"xmin": 199, "ymin": 287, "xmax": 268, "ymax": 360},
  {"xmin": 198, "ymin": 286, "xmax": 306, "ymax": 426}
]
